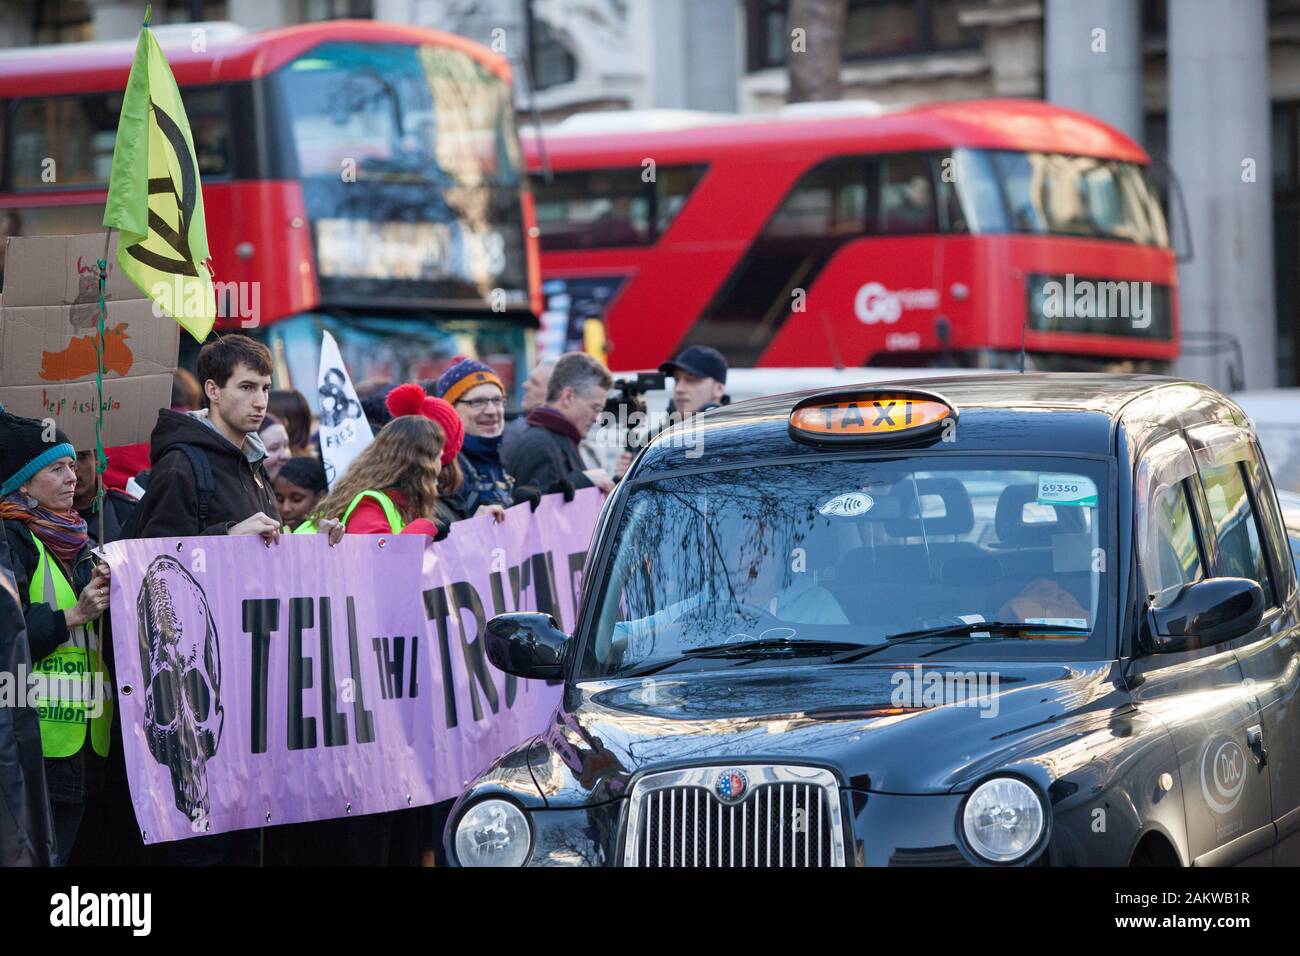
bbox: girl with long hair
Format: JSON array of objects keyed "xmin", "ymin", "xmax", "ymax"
[{"xmin": 312, "ymin": 414, "xmax": 446, "ymax": 535}]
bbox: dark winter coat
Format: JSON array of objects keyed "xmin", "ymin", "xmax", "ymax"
[
  {"xmin": 0, "ymin": 520, "xmax": 56, "ymax": 865},
  {"xmin": 502, "ymin": 416, "xmax": 593, "ymax": 494},
  {"xmin": 132, "ymin": 409, "xmax": 279, "ymax": 538},
  {"xmin": 78, "ymin": 489, "xmax": 136, "ymax": 547},
  {"xmin": 439, "ymin": 440, "xmax": 516, "ymax": 525}
]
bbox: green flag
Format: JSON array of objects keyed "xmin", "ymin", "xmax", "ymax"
[{"xmin": 102, "ymin": 17, "xmax": 215, "ymax": 342}]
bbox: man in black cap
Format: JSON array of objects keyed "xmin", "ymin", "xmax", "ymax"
[
  {"xmin": 615, "ymin": 345, "xmax": 730, "ymax": 478},
  {"xmin": 660, "ymin": 345, "xmax": 729, "ymax": 417}
]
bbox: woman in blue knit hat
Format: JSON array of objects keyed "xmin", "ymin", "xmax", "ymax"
[
  {"xmin": 0, "ymin": 406, "xmax": 112, "ymax": 866},
  {"xmin": 430, "ymin": 356, "xmax": 519, "ymax": 527}
]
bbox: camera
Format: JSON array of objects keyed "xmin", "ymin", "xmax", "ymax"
[{"xmin": 603, "ymin": 371, "xmax": 665, "ymax": 452}]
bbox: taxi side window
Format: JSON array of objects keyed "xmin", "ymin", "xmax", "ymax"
[
  {"xmin": 1245, "ymin": 442, "xmax": 1298, "ymax": 600},
  {"xmin": 1198, "ymin": 459, "xmax": 1276, "ymax": 607},
  {"xmin": 1145, "ymin": 479, "xmax": 1205, "ymax": 608}
]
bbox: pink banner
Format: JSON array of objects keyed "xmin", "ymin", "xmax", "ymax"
[{"xmin": 104, "ymin": 489, "xmax": 602, "ymax": 844}]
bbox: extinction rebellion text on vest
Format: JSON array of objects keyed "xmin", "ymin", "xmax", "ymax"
[{"xmin": 0, "ymin": 665, "xmax": 108, "ymax": 719}]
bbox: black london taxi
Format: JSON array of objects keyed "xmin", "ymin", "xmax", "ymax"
[{"xmin": 448, "ymin": 374, "xmax": 1300, "ymax": 867}]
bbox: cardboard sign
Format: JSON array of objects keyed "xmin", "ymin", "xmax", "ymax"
[
  {"xmin": 0, "ymin": 233, "xmax": 179, "ymax": 448},
  {"xmin": 0, "ymin": 374, "xmax": 172, "ymax": 450}
]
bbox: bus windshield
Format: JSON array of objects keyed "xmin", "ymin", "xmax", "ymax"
[
  {"xmin": 277, "ymin": 41, "xmax": 529, "ymax": 308},
  {"xmin": 948, "ymin": 148, "xmax": 1169, "ymax": 247}
]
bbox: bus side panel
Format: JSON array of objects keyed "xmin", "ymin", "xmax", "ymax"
[
  {"xmin": 205, "ymin": 181, "xmax": 319, "ymax": 331},
  {"xmin": 758, "ymin": 235, "xmax": 983, "ymax": 367},
  {"xmin": 759, "ymin": 234, "xmax": 1178, "ymax": 367}
]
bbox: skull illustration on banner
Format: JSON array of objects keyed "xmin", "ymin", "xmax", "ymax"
[{"xmin": 135, "ymin": 556, "xmax": 224, "ymax": 823}]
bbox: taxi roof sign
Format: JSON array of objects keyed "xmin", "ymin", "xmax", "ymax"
[{"xmin": 788, "ymin": 388, "xmax": 956, "ymax": 445}]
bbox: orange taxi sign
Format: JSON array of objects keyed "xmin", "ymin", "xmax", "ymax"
[{"xmin": 788, "ymin": 389, "xmax": 955, "ymax": 443}]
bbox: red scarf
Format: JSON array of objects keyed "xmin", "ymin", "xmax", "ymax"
[
  {"xmin": 0, "ymin": 494, "xmax": 89, "ymax": 565},
  {"xmin": 525, "ymin": 406, "xmax": 584, "ymax": 445}
]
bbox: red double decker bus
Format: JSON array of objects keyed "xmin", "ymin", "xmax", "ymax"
[
  {"xmin": 0, "ymin": 19, "xmax": 541, "ymax": 396},
  {"xmin": 524, "ymin": 99, "xmax": 1177, "ymax": 373}
]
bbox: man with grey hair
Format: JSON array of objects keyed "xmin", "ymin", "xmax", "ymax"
[{"xmin": 502, "ymin": 352, "xmax": 615, "ymax": 494}]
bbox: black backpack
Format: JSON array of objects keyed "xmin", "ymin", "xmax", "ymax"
[{"xmin": 120, "ymin": 443, "xmax": 215, "ymax": 539}]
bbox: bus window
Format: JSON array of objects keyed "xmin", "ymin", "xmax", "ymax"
[
  {"xmin": 878, "ymin": 153, "xmax": 936, "ymax": 234},
  {"xmin": 991, "ymin": 151, "xmax": 1048, "ymax": 234},
  {"xmin": 655, "ymin": 164, "xmax": 707, "ymax": 236},
  {"xmin": 534, "ymin": 163, "xmax": 706, "ymax": 249},
  {"xmin": 182, "ymin": 88, "xmax": 231, "ymax": 177},
  {"xmin": 764, "ymin": 156, "xmax": 869, "ymax": 238},
  {"xmin": 277, "ymin": 41, "xmax": 529, "ymax": 304},
  {"xmin": 988, "ymin": 150, "xmax": 1169, "ymax": 246},
  {"xmin": 945, "ymin": 149, "xmax": 1006, "ymax": 233},
  {"xmin": 12, "ymin": 93, "xmax": 122, "ymax": 187},
  {"xmin": 534, "ymin": 169, "xmax": 651, "ymax": 248},
  {"xmin": 10, "ymin": 88, "xmax": 229, "ymax": 189}
]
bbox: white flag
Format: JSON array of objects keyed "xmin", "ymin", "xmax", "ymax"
[{"xmin": 316, "ymin": 330, "xmax": 373, "ymax": 489}]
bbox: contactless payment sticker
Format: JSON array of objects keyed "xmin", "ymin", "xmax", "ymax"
[
  {"xmin": 819, "ymin": 491, "xmax": 875, "ymax": 517},
  {"xmin": 1037, "ymin": 474, "xmax": 1098, "ymax": 508}
]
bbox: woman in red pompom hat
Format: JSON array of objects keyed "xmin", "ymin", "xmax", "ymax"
[
  {"xmin": 385, "ymin": 383, "xmax": 465, "ymax": 464},
  {"xmin": 385, "ymin": 383, "xmax": 467, "ymax": 535},
  {"xmin": 299, "ymin": 384, "xmax": 463, "ymax": 540}
]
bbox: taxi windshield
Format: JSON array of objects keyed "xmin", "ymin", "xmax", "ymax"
[{"xmin": 581, "ymin": 456, "xmax": 1112, "ymax": 679}]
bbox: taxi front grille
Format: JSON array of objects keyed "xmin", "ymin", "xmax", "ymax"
[{"xmin": 623, "ymin": 766, "xmax": 846, "ymax": 867}]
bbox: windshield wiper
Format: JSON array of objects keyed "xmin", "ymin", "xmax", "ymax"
[
  {"xmin": 682, "ymin": 637, "xmax": 861, "ymax": 656},
  {"xmin": 832, "ymin": 622, "xmax": 1090, "ymax": 664},
  {"xmin": 620, "ymin": 638, "xmax": 860, "ymax": 679},
  {"xmin": 887, "ymin": 621, "xmax": 1090, "ymax": 642}
]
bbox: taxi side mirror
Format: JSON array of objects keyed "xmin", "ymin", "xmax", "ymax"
[
  {"xmin": 1142, "ymin": 577, "xmax": 1264, "ymax": 654},
  {"xmin": 486, "ymin": 612, "xmax": 570, "ymax": 680}
]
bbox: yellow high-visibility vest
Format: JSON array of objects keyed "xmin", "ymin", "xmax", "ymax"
[
  {"xmin": 27, "ymin": 533, "xmax": 112, "ymax": 759},
  {"xmin": 293, "ymin": 490, "xmax": 406, "ymax": 535}
]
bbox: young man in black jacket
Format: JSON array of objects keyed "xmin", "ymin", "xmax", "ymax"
[
  {"xmin": 132, "ymin": 335, "xmax": 340, "ymax": 865},
  {"xmin": 133, "ymin": 336, "xmax": 284, "ymax": 543}
]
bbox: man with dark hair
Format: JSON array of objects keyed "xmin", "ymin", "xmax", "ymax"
[
  {"xmin": 132, "ymin": 334, "xmax": 284, "ymax": 542},
  {"xmin": 659, "ymin": 345, "xmax": 729, "ymax": 417},
  {"xmin": 502, "ymin": 352, "xmax": 615, "ymax": 494}
]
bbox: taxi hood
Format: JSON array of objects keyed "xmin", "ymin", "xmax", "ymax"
[{"xmin": 528, "ymin": 659, "xmax": 1129, "ymax": 805}]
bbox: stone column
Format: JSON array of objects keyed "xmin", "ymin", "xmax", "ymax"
[
  {"xmin": 1169, "ymin": 0, "xmax": 1275, "ymax": 389},
  {"xmin": 226, "ymin": 0, "xmax": 294, "ymax": 32},
  {"xmin": 1044, "ymin": 0, "xmax": 1143, "ymax": 143},
  {"xmin": 90, "ymin": 0, "xmax": 144, "ymax": 41}
]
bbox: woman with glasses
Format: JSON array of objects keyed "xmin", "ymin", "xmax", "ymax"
[{"xmin": 431, "ymin": 357, "xmax": 520, "ymax": 527}]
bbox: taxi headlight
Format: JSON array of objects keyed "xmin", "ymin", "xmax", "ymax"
[
  {"xmin": 454, "ymin": 799, "xmax": 532, "ymax": 867},
  {"xmin": 961, "ymin": 777, "xmax": 1046, "ymax": 864}
]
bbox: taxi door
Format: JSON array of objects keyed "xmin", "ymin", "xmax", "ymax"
[
  {"xmin": 1127, "ymin": 432, "xmax": 1274, "ymax": 865},
  {"xmin": 1186, "ymin": 425, "xmax": 1300, "ymax": 864}
]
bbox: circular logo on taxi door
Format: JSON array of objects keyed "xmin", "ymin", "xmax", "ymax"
[{"xmin": 1199, "ymin": 732, "xmax": 1247, "ymax": 814}]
